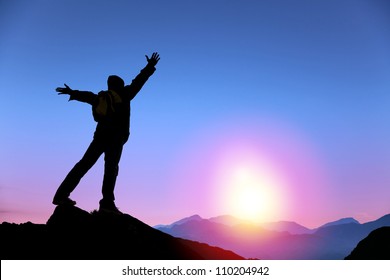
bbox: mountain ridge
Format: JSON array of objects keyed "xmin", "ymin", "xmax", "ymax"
[
  {"xmin": 345, "ymin": 226, "xmax": 390, "ymax": 260},
  {"xmin": 155, "ymin": 213, "xmax": 390, "ymax": 259},
  {"xmin": 318, "ymin": 217, "xmax": 359, "ymax": 229},
  {"xmin": 154, "ymin": 214, "xmax": 367, "ymax": 235},
  {"xmin": 0, "ymin": 206, "xmax": 244, "ymax": 260}
]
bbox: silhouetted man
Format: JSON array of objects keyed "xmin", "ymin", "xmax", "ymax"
[{"xmin": 53, "ymin": 52, "xmax": 160, "ymax": 214}]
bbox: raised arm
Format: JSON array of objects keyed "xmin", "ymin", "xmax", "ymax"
[
  {"xmin": 56, "ymin": 83, "xmax": 96, "ymax": 105},
  {"xmin": 125, "ymin": 52, "xmax": 160, "ymax": 100}
]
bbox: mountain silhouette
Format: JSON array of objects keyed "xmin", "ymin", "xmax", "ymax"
[
  {"xmin": 318, "ymin": 217, "xmax": 359, "ymax": 229},
  {"xmin": 208, "ymin": 215, "xmax": 251, "ymax": 227},
  {"xmin": 155, "ymin": 215, "xmax": 203, "ymax": 229},
  {"xmin": 260, "ymin": 221, "xmax": 315, "ymax": 235},
  {"xmin": 0, "ymin": 206, "xmax": 244, "ymax": 260},
  {"xmin": 156, "ymin": 215, "xmax": 361, "ymax": 235},
  {"xmin": 155, "ymin": 214, "xmax": 390, "ymax": 259},
  {"xmin": 345, "ymin": 227, "xmax": 390, "ymax": 260}
]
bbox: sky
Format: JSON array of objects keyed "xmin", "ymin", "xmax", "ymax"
[{"xmin": 1, "ymin": 0, "xmax": 390, "ymax": 229}]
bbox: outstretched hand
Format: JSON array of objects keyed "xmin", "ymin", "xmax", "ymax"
[
  {"xmin": 56, "ymin": 83, "xmax": 73, "ymax": 95},
  {"xmin": 145, "ymin": 52, "xmax": 160, "ymax": 67}
]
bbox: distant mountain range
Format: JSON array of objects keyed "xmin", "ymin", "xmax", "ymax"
[
  {"xmin": 155, "ymin": 214, "xmax": 390, "ymax": 259},
  {"xmin": 0, "ymin": 206, "xmax": 243, "ymax": 260}
]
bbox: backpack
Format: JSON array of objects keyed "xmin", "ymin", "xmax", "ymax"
[{"xmin": 92, "ymin": 90, "xmax": 122, "ymax": 122}]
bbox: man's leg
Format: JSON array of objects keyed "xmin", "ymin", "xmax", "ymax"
[
  {"xmin": 100, "ymin": 137, "xmax": 124, "ymax": 209},
  {"xmin": 53, "ymin": 138, "xmax": 104, "ymax": 204}
]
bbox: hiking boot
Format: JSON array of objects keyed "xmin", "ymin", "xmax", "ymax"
[
  {"xmin": 99, "ymin": 200, "xmax": 123, "ymax": 215},
  {"xmin": 52, "ymin": 197, "xmax": 76, "ymax": 206}
]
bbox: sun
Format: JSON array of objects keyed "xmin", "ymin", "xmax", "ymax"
[
  {"xmin": 216, "ymin": 159, "xmax": 286, "ymax": 223},
  {"xmin": 234, "ymin": 184, "xmax": 267, "ymax": 221}
]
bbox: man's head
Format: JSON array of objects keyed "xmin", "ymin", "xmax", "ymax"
[{"xmin": 107, "ymin": 75, "xmax": 125, "ymax": 91}]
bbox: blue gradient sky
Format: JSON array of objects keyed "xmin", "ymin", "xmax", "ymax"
[{"xmin": 1, "ymin": 0, "xmax": 390, "ymax": 228}]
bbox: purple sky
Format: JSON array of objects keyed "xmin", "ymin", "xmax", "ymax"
[{"xmin": 1, "ymin": 0, "xmax": 390, "ymax": 228}]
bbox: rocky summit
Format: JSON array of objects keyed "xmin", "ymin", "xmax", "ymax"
[{"xmin": 0, "ymin": 205, "xmax": 244, "ymax": 260}]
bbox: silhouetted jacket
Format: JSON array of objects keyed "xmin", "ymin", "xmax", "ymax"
[{"xmin": 68, "ymin": 64, "xmax": 156, "ymax": 142}]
